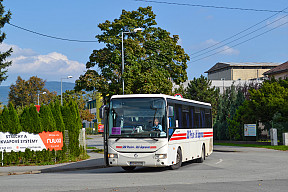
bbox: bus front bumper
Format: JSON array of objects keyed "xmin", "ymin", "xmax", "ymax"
[{"xmin": 108, "ymin": 152, "xmax": 168, "ymax": 167}]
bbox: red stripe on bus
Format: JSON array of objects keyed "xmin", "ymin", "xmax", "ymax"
[
  {"xmin": 170, "ymin": 137, "xmax": 187, "ymax": 141},
  {"xmin": 150, "ymin": 146, "xmax": 157, "ymax": 149},
  {"xmin": 203, "ymin": 135, "xmax": 213, "ymax": 138},
  {"xmin": 172, "ymin": 133, "xmax": 187, "ymax": 137},
  {"xmin": 116, "ymin": 146, "xmax": 122, "ymax": 148},
  {"xmin": 204, "ymin": 132, "xmax": 213, "ymax": 135}
]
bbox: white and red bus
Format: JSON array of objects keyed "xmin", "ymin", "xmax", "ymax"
[{"xmin": 101, "ymin": 94, "xmax": 213, "ymax": 170}]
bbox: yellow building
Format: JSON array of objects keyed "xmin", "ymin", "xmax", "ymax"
[
  {"xmin": 85, "ymin": 92, "xmax": 103, "ymax": 132},
  {"xmin": 205, "ymin": 62, "xmax": 280, "ymax": 80}
]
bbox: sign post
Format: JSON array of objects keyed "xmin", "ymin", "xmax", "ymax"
[
  {"xmin": 98, "ymin": 124, "xmax": 104, "ymax": 133},
  {"xmin": 244, "ymin": 124, "xmax": 256, "ymax": 137}
]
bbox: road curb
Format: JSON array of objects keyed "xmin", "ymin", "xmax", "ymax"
[
  {"xmin": 213, "ymin": 149, "xmax": 238, "ymax": 152},
  {"xmin": 40, "ymin": 165, "xmax": 107, "ymax": 173},
  {"xmin": 0, "ymin": 165, "xmax": 107, "ymax": 176},
  {"xmin": 0, "ymin": 170, "xmax": 41, "ymax": 176}
]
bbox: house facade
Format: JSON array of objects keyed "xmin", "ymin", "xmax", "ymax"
[{"xmin": 263, "ymin": 61, "xmax": 288, "ymax": 79}]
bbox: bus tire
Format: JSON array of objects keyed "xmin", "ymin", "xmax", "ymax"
[
  {"xmin": 196, "ymin": 145, "xmax": 205, "ymax": 163},
  {"xmin": 121, "ymin": 166, "xmax": 136, "ymax": 171},
  {"xmin": 170, "ymin": 148, "xmax": 182, "ymax": 170}
]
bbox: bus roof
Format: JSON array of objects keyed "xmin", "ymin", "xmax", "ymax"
[{"xmin": 111, "ymin": 94, "xmax": 211, "ymax": 107}]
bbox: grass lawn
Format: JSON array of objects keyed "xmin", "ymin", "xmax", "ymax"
[
  {"xmin": 214, "ymin": 142, "xmax": 288, "ymax": 151},
  {"xmin": 86, "ymin": 146, "xmax": 104, "ymax": 153}
]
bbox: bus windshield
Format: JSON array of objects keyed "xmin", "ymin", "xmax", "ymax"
[{"xmin": 108, "ymin": 98, "xmax": 167, "ymax": 138}]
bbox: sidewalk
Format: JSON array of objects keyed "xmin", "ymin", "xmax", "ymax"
[{"xmin": 0, "ymin": 151, "xmax": 106, "ymax": 176}]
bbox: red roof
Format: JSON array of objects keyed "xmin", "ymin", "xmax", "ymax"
[{"xmin": 263, "ymin": 61, "xmax": 288, "ymax": 75}]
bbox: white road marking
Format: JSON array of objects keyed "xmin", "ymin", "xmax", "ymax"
[{"xmin": 215, "ymin": 159, "xmax": 223, "ymax": 164}]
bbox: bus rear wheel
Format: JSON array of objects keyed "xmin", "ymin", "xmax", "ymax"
[
  {"xmin": 170, "ymin": 148, "xmax": 182, "ymax": 170},
  {"xmin": 121, "ymin": 166, "xmax": 136, "ymax": 171},
  {"xmin": 196, "ymin": 145, "xmax": 205, "ymax": 163}
]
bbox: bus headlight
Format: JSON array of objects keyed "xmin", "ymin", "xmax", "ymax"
[
  {"xmin": 108, "ymin": 153, "xmax": 118, "ymax": 158},
  {"xmin": 155, "ymin": 154, "xmax": 167, "ymax": 159}
]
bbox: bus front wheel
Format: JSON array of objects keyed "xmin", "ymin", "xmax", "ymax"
[{"xmin": 170, "ymin": 148, "xmax": 182, "ymax": 170}]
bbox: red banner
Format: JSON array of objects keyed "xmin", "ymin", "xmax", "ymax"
[
  {"xmin": 39, "ymin": 131, "xmax": 63, "ymax": 151},
  {"xmin": 98, "ymin": 124, "xmax": 104, "ymax": 133}
]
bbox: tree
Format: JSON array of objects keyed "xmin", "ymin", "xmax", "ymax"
[
  {"xmin": 9, "ymin": 76, "xmax": 57, "ymax": 107},
  {"xmin": 50, "ymin": 101, "xmax": 65, "ymax": 133},
  {"xmin": 8, "ymin": 102, "xmax": 21, "ymax": 133},
  {"xmin": 39, "ymin": 105, "xmax": 56, "ymax": 132},
  {"xmin": 0, "ymin": 0, "xmax": 12, "ymax": 85},
  {"xmin": 0, "ymin": 106, "xmax": 10, "ymax": 132},
  {"xmin": 20, "ymin": 107, "xmax": 31, "ymax": 132},
  {"xmin": 75, "ymin": 7, "xmax": 189, "ymax": 103},
  {"xmin": 184, "ymin": 75, "xmax": 219, "ymax": 117},
  {"xmin": 214, "ymin": 84, "xmax": 245, "ymax": 140},
  {"xmin": 29, "ymin": 105, "xmax": 43, "ymax": 133},
  {"xmin": 245, "ymin": 79, "xmax": 288, "ymax": 125},
  {"xmin": 61, "ymin": 90, "xmax": 95, "ymax": 121}
]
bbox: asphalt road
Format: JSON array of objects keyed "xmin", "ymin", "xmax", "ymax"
[{"xmin": 0, "ymin": 136, "xmax": 287, "ymax": 192}]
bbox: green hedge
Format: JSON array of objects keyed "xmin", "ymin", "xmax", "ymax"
[{"xmin": 0, "ymin": 100, "xmax": 87, "ymax": 166}]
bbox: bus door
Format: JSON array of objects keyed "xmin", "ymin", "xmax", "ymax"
[{"xmin": 100, "ymin": 105, "xmax": 109, "ymax": 166}]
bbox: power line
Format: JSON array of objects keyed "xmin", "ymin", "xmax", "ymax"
[
  {"xmin": 190, "ymin": 7, "xmax": 288, "ymax": 57},
  {"xmin": 135, "ymin": 0, "xmax": 288, "ymax": 13},
  {"xmin": 8, "ymin": 23, "xmax": 98, "ymax": 43},
  {"xmin": 189, "ymin": 20, "xmax": 288, "ymax": 63},
  {"xmin": 190, "ymin": 14, "xmax": 288, "ymax": 59}
]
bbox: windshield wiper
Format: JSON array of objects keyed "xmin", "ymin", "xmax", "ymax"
[
  {"xmin": 115, "ymin": 138, "xmax": 121, "ymax": 142},
  {"xmin": 151, "ymin": 138, "xmax": 158, "ymax": 141}
]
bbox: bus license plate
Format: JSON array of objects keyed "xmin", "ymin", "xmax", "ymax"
[{"xmin": 130, "ymin": 161, "xmax": 144, "ymax": 166}]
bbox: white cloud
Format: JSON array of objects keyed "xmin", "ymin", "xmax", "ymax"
[
  {"xmin": 221, "ymin": 45, "xmax": 239, "ymax": 55},
  {"xmin": 194, "ymin": 39, "xmax": 239, "ymax": 55},
  {"xmin": 267, "ymin": 16, "xmax": 288, "ymax": 29},
  {"xmin": 0, "ymin": 43, "xmax": 86, "ymax": 85}
]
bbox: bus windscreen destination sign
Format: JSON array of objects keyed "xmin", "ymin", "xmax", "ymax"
[{"xmin": 244, "ymin": 124, "xmax": 256, "ymax": 136}]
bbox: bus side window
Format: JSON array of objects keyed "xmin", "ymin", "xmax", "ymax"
[
  {"xmin": 190, "ymin": 107, "xmax": 194, "ymax": 128},
  {"xmin": 201, "ymin": 109, "xmax": 205, "ymax": 128},
  {"xmin": 168, "ymin": 105, "xmax": 175, "ymax": 128},
  {"xmin": 205, "ymin": 109, "xmax": 212, "ymax": 127},
  {"xmin": 175, "ymin": 105, "xmax": 182, "ymax": 128},
  {"xmin": 182, "ymin": 105, "xmax": 189, "ymax": 128},
  {"xmin": 194, "ymin": 107, "xmax": 200, "ymax": 128}
]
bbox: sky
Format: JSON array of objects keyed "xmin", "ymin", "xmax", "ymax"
[{"xmin": 0, "ymin": 0, "xmax": 287, "ymax": 86}]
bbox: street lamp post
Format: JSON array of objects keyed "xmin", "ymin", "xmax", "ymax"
[
  {"xmin": 37, "ymin": 91, "xmax": 47, "ymax": 105},
  {"xmin": 61, "ymin": 76, "xmax": 73, "ymax": 105},
  {"xmin": 121, "ymin": 28, "xmax": 142, "ymax": 95}
]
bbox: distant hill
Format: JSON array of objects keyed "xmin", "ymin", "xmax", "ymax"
[
  {"xmin": 44, "ymin": 81, "xmax": 75, "ymax": 95},
  {"xmin": 0, "ymin": 81, "xmax": 75, "ymax": 106}
]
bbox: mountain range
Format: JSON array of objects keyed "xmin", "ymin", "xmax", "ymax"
[{"xmin": 0, "ymin": 81, "xmax": 75, "ymax": 105}]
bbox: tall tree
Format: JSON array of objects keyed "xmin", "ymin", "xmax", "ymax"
[
  {"xmin": 184, "ymin": 75, "xmax": 219, "ymax": 117},
  {"xmin": 39, "ymin": 105, "xmax": 56, "ymax": 132},
  {"xmin": 50, "ymin": 101, "xmax": 65, "ymax": 132},
  {"xmin": 8, "ymin": 102, "xmax": 21, "ymax": 133},
  {"xmin": 75, "ymin": 7, "xmax": 189, "ymax": 103},
  {"xmin": 0, "ymin": 106, "xmax": 10, "ymax": 132},
  {"xmin": 0, "ymin": 0, "xmax": 12, "ymax": 85},
  {"xmin": 9, "ymin": 76, "xmax": 57, "ymax": 107}
]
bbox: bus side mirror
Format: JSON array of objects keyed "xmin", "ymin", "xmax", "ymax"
[
  {"xmin": 99, "ymin": 105, "xmax": 108, "ymax": 119},
  {"xmin": 168, "ymin": 106, "xmax": 174, "ymax": 117}
]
